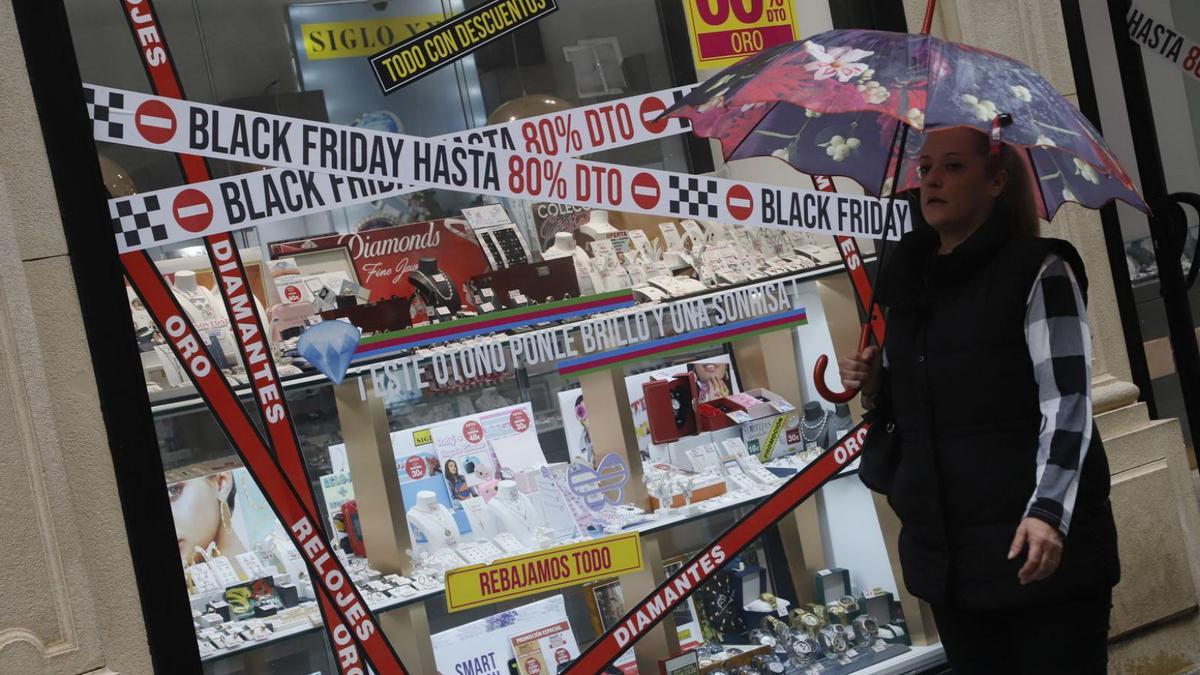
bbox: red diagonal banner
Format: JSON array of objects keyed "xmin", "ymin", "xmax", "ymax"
[{"xmin": 114, "ymin": 1, "xmax": 406, "ymax": 672}]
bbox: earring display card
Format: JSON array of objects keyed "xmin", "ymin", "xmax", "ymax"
[
  {"xmin": 679, "ymin": 219, "xmax": 707, "ymax": 247},
  {"xmin": 626, "ymin": 229, "xmax": 653, "ymax": 256},
  {"xmin": 658, "ymin": 222, "xmax": 685, "ymax": 251},
  {"xmin": 477, "ymin": 224, "xmax": 532, "ymax": 269},
  {"xmin": 463, "ymin": 205, "xmax": 532, "ymax": 270}
]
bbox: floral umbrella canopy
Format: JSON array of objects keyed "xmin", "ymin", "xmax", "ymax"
[{"xmin": 666, "ymin": 29, "xmax": 1149, "ymax": 219}]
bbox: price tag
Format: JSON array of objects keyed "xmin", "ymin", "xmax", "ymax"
[{"xmin": 683, "ymin": 0, "xmax": 799, "ymax": 71}]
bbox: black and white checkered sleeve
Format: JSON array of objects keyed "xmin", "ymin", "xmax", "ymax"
[{"xmin": 1023, "ymin": 253, "xmax": 1092, "ymax": 536}]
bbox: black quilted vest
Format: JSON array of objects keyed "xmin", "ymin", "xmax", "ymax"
[{"xmin": 873, "ymin": 208, "xmax": 1119, "ymax": 610}]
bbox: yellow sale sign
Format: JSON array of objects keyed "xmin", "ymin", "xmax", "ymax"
[
  {"xmin": 683, "ymin": 0, "xmax": 799, "ymax": 71},
  {"xmin": 444, "ymin": 532, "xmax": 644, "ymax": 612}
]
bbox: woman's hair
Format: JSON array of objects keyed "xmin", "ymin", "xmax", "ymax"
[{"xmin": 976, "ymin": 132, "xmax": 1041, "ymax": 238}]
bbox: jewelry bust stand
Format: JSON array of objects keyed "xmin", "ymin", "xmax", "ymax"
[
  {"xmin": 542, "ymin": 232, "xmax": 597, "ymax": 295},
  {"xmin": 172, "ymin": 270, "xmax": 226, "ymax": 326},
  {"xmin": 406, "ymin": 490, "xmax": 460, "ymax": 552},
  {"xmin": 579, "ymin": 209, "xmax": 618, "ymax": 241},
  {"xmin": 800, "ymin": 401, "xmax": 832, "ymax": 453},
  {"xmin": 171, "ymin": 270, "xmax": 236, "ymax": 368},
  {"xmin": 409, "ymin": 257, "xmax": 462, "ymax": 317},
  {"xmin": 829, "ymin": 403, "xmax": 855, "ymax": 444},
  {"xmin": 487, "ymin": 480, "xmax": 540, "ymax": 546}
]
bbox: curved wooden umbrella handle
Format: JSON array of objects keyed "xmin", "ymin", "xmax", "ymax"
[{"xmin": 813, "ymin": 323, "xmax": 874, "ymax": 404}]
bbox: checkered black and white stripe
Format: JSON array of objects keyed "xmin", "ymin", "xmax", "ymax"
[
  {"xmin": 668, "ymin": 175, "xmax": 719, "ymax": 219},
  {"xmin": 84, "ymin": 86, "xmax": 125, "ymax": 140},
  {"xmin": 111, "ymin": 195, "xmax": 168, "ymax": 247},
  {"xmin": 1023, "ymin": 254, "xmax": 1093, "ymax": 536}
]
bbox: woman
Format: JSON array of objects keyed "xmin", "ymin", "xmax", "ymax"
[
  {"xmin": 443, "ymin": 459, "xmax": 476, "ymax": 501},
  {"xmin": 840, "ymin": 127, "xmax": 1119, "ymax": 673},
  {"xmin": 169, "ymin": 471, "xmax": 248, "ymax": 571},
  {"xmin": 691, "ymin": 361, "xmax": 732, "ymax": 402}
]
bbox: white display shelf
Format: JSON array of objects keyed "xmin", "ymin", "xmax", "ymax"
[
  {"xmin": 151, "ymin": 259, "xmax": 870, "ymax": 417},
  {"xmin": 200, "ymin": 460, "xmax": 867, "ymax": 664}
]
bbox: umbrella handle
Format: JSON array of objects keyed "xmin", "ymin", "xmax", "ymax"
[{"xmin": 813, "ymin": 323, "xmax": 874, "ymax": 404}]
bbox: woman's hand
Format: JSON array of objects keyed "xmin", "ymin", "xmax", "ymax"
[
  {"xmin": 1008, "ymin": 517, "xmax": 1064, "ymax": 585},
  {"xmin": 838, "ymin": 345, "xmax": 882, "ymax": 396}
]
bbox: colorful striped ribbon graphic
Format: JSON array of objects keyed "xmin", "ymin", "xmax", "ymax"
[
  {"xmin": 354, "ymin": 290, "xmax": 637, "ymax": 361},
  {"xmin": 557, "ymin": 307, "xmax": 807, "ymax": 376}
]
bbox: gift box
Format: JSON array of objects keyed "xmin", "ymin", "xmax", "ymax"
[
  {"xmin": 644, "ymin": 373, "xmax": 700, "ymax": 444},
  {"xmin": 814, "ymin": 568, "xmax": 852, "ymax": 605},
  {"xmin": 696, "ymin": 396, "xmax": 751, "ymax": 432}
]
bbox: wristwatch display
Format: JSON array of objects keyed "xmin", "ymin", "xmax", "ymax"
[
  {"xmin": 788, "ymin": 630, "xmax": 820, "ymax": 660},
  {"xmin": 838, "ymin": 594, "xmax": 860, "ymax": 615},
  {"xmin": 748, "ymin": 628, "xmax": 776, "ymax": 648},
  {"xmin": 826, "ymin": 601, "xmax": 850, "ymax": 625},
  {"xmin": 752, "ymin": 654, "xmax": 787, "ymax": 673},
  {"xmin": 820, "ymin": 624, "xmax": 850, "ymax": 655},
  {"xmin": 791, "ymin": 606, "xmax": 823, "ymax": 635},
  {"xmin": 853, "ymin": 614, "xmax": 880, "ymax": 646}
]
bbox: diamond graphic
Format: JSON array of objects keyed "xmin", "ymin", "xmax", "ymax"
[{"xmin": 298, "ymin": 320, "xmax": 361, "ymax": 384}]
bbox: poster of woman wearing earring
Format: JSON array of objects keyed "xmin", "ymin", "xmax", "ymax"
[
  {"xmin": 168, "ymin": 468, "xmax": 287, "ymax": 580},
  {"xmin": 169, "ymin": 471, "xmax": 248, "ymax": 571}
]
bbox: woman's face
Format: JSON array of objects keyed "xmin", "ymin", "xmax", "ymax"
[
  {"xmin": 695, "ymin": 363, "xmax": 727, "ymax": 382},
  {"xmin": 169, "ymin": 474, "xmax": 226, "ymax": 562},
  {"xmin": 445, "ymin": 459, "xmax": 459, "ymax": 477},
  {"xmin": 918, "ymin": 128, "xmax": 1006, "ymax": 232}
]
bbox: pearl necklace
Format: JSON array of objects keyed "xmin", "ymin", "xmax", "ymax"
[{"xmin": 800, "ymin": 410, "xmax": 830, "ymax": 443}]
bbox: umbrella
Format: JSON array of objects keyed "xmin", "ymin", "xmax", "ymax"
[
  {"xmin": 666, "ymin": 29, "xmax": 1147, "ymax": 219},
  {"xmin": 663, "ymin": 27, "xmax": 1149, "ymax": 402}
]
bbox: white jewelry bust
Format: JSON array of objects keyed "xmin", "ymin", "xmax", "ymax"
[
  {"xmin": 407, "ymin": 490, "xmax": 460, "ymax": 552},
  {"xmin": 542, "ymin": 232, "xmax": 591, "ymax": 264},
  {"xmin": 579, "ymin": 209, "xmax": 618, "ymax": 241},
  {"xmin": 543, "ymin": 233, "xmax": 598, "ymax": 295},
  {"xmin": 172, "ymin": 270, "xmax": 228, "ymax": 327},
  {"xmin": 487, "ymin": 481, "xmax": 540, "ymax": 546}
]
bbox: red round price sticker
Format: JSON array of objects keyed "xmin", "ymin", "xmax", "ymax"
[
  {"xmin": 463, "ymin": 420, "xmax": 485, "ymax": 444},
  {"xmin": 404, "ymin": 455, "xmax": 427, "ymax": 480},
  {"xmin": 509, "ymin": 409, "xmax": 531, "ymax": 433}
]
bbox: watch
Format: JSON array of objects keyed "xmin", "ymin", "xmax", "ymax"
[
  {"xmin": 820, "ymin": 625, "xmax": 849, "ymax": 654},
  {"xmin": 790, "ymin": 607, "xmax": 823, "ymax": 635},
  {"xmin": 852, "ymin": 614, "xmax": 880, "ymax": 646},
  {"xmin": 789, "ymin": 630, "xmax": 819, "ymax": 658},
  {"xmin": 826, "ymin": 602, "xmax": 850, "ymax": 625},
  {"xmin": 838, "ymin": 595, "xmax": 860, "ymax": 615},
  {"xmin": 752, "ymin": 654, "xmax": 786, "ymax": 673},
  {"xmin": 748, "ymin": 628, "xmax": 776, "ymax": 648},
  {"xmin": 760, "ymin": 614, "xmax": 791, "ymax": 642}
]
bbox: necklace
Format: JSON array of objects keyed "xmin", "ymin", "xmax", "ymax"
[
  {"xmin": 497, "ymin": 493, "xmax": 532, "ymax": 524},
  {"xmin": 411, "ymin": 270, "xmax": 455, "ymax": 302},
  {"xmin": 801, "ymin": 411, "xmax": 830, "ymax": 443},
  {"xmin": 411, "ymin": 506, "xmax": 454, "ymax": 539},
  {"xmin": 175, "ymin": 285, "xmax": 215, "ymax": 316}
]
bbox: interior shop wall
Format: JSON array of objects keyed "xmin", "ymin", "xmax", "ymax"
[
  {"xmin": 1172, "ymin": 0, "xmax": 1200, "ymax": 179},
  {"xmin": 1078, "ymin": 0, "xmax": 1200, "ymax": 242}
]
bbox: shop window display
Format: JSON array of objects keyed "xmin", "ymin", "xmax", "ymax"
[{"xmin": 60, "ymin": 0, "xmax": 942, "ymax": 673}]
